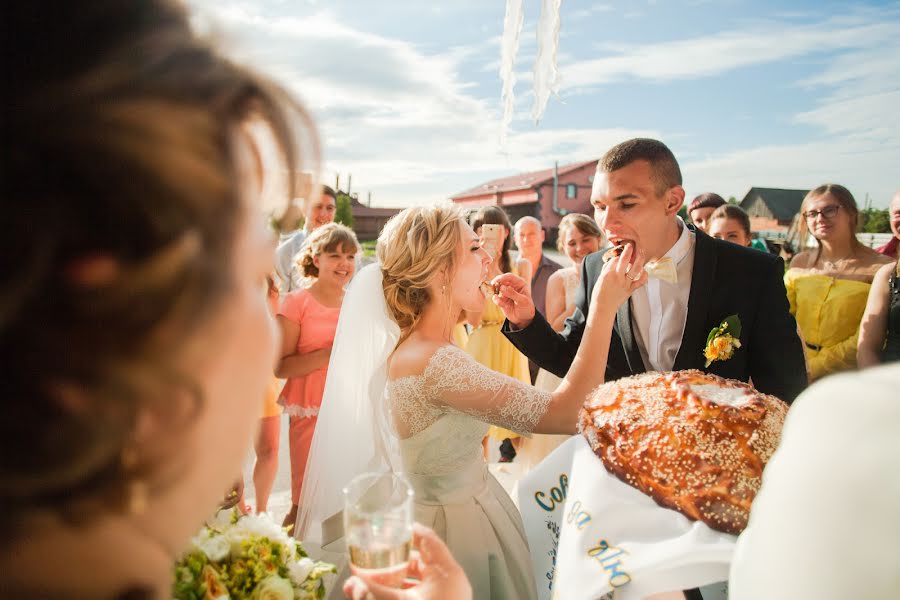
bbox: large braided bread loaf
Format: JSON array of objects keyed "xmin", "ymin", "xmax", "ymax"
[{"xmin": 578, "ymin": 370, "xmax": 788, "ymax": 535}]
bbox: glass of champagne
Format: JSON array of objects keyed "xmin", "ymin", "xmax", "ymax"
[{"xmin": 343, "ymin": 472, "xmax": 414, "ymax": 588}]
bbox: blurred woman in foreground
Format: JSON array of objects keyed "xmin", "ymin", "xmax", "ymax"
[{"xmin": 1, "ymin": 2, "xmax": 318, "ymax": 596}]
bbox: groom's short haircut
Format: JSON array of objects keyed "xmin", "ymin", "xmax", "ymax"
[{"xmin": 597, "ymin": 138, "xmax": 682, "ymax": 196}]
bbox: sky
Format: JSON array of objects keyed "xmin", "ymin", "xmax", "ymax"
[{"xmin": 189, "ymin": 0, "xmax": 900, "ymax": 210}]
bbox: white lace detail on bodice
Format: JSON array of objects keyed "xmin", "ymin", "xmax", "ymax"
[
  {"xmin": 388, "ymin": 345, "xmax": 553, "ymax": 475},
  {"xmin": 391, "ymin": 375, "xmax": 444, "ymax": 438}
]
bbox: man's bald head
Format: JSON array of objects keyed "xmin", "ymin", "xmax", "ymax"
[
  {"xmin": 890, "ymin": 190, "xmax": 900, "ymax": 238},
  {"xmin": 514, "ymin": 216, "xmax": 545, "ymax": 257},
  {"xmin": 515, "ymin": 216, "xmax": 541, "ymax": 234}
]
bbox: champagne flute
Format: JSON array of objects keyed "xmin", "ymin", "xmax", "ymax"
[{"xmin": 343, "ymin": 472, "xmax": 414, "ymax": 588}]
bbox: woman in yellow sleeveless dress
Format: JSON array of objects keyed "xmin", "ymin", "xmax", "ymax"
[
  {"xmin": 453, "ymin": 312, "xmax": 470, "ymax": 350},
  {"xmin": 787, "ymin": 185, "xmax": 892, "ymax": 381},
  {"xmin": 465, "ymin": 207, "xmax": 532, "ymax": 455}
]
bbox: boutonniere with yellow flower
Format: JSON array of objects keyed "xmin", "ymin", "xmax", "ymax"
[{"xmin": 704, "ymin": 315, "xmax": 742, "ymax": 367}]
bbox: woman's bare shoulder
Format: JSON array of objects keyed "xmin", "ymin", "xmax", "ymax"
[
  {"xmin": 859, "ymin": 246, "xmax": 895, "ymax": 266},
  {"xmin": 873, "ymin": 260, "xmax": 897, "ymax": 282},
  {"xmin": 388, "ymin": 338, "xmax": 458, "ymax": 379},
  {"xmin": 790, "ymin": 250, "xmax": 815, "ymax": 269},
  {"xmin": 547, "ymin": 268, "xmax": 565, "ymax": 285}
]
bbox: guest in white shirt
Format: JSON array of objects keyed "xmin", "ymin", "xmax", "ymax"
[{"xmin": 274, "ymin": 185, "xmax": 337, "ymax": 293}]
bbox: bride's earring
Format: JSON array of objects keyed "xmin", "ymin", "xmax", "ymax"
[{"xmin": 442, "ymin": 280, "xmax": 454, "ymax": 341}]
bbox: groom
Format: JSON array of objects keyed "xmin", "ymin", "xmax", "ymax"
[{"xmin": 498, "ymin": 138, "xmax": 807, "ymax": 404}]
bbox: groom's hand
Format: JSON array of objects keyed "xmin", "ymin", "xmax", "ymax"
[{"xmin": 491, "ymin": 273, "xmax": 535, "ymax": 329}]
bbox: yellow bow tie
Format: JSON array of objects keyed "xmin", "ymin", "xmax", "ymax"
[{"xmin": 644, "ymin": 257, "xmax": 678, "ymax": 284}]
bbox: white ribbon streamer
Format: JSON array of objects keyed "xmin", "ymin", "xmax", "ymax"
[
  {"xmin": 532, "ymin": 0, "xmax": 562, "ymax": 124},
  {"xmin": 499, "ymin": 0, "xmax": 525, "ymax": 147}
]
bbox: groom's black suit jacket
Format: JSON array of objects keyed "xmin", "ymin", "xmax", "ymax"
[{"xmin": 503, "ymin": 226, "xmax": 807, "ymax": 403}]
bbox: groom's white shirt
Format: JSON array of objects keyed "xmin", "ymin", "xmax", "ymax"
[{"xmin": 630, "ymin": 217, "xmax": 696, "ymax": 372}]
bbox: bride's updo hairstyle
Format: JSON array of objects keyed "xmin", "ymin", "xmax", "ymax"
[{"xmin": 377, "ymin": 204, "xmax": 465, "ymax": 339}]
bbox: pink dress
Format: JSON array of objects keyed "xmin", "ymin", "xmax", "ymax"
[
  {"xmin": 277, "ymin": 289, "xmax": 341, "ymax": 503},
  {"xmin": 278, "ymin": 289, "xmax": 340, "ymax": 416}
]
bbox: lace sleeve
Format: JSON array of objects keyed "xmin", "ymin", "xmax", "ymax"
[{"xmin": 423, "ymin": 345, "xmax": 553, "ymax": 435}]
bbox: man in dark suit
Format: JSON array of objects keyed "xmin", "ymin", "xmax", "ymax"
[{"xmin": 498, "ymin": 138, "xmax": 807, "ymax": 404}]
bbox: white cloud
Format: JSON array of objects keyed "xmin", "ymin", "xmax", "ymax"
[
  {"xmin": 191, "ymin": 2, "xmax": 899, "ymax": 210},
  {"xmin": 188, "ymin": 1, "xmax": 657, "ymax": 207},
  {"xmin": 563, "ymin": 17, "xmax": 900, "ymax": 88},
  {"xmin": 570, "ymin": 4, "xmax": 614, "ymax": 20},
  {"xmin": 682, "ymin": 137, "xmax": 899, "ymax": 208}
]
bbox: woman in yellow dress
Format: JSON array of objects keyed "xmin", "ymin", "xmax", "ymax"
[
  {"xmin": 465, "ymin": 207, "xmax": 532, "ymax": 460},
  {"xmin": 786, "ymin": 184, "xmax": 892, "ymax": 381},
  {"xmin": 453, "ymin": 311, "xmax": 470, "ymax": 350}
]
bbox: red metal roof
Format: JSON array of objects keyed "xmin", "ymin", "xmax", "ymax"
[{"xmin": 450, "ymin": 159, "xmax": 597, "ymax": 200}]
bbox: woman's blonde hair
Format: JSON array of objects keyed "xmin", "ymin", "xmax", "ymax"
[
  {"xmin": 298, "ymin": 223, "xmax": 360, "ymax": 278},
  {"xmin": 556, "ymin": 213, "xmax": 602, "ymax": 253},
  {"xmin": 377, "ymin": 204, "xmax": 465, "ymax": 341}
]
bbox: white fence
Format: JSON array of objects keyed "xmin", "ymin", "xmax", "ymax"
[
  {"xmin": 857, "ymin": 232, "xmax": 894, "ymax": 249},
  {"xmin": 802, "ymin": 233, "xmax": 893, "ymax": 249}
]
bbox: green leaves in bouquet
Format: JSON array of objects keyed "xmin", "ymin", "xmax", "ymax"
[
  {"xmin": 299, "ymin": 561, "xmax": 338, "ymax": 599},
  {"xmin": 173, "ymin": 551, "xmax": 209, "ymax": 600},
  {"xmin": 173, "ymin": 509, "xmax": 336, "ymax": 599},
  {"xmin": 224, "ymin": 537, "xmax": 292, "ymax": 598}
]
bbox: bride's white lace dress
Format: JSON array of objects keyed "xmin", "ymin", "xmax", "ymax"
[{"xmin": 389, "ymin": 344, "xmax": 552, "ymax": 600}]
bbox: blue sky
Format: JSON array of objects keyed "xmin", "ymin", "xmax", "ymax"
[{"xmin": 189, "ymin": 0, "xmax": 900, "ymax": 209}]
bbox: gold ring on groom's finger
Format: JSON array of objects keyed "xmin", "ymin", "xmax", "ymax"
[{"xmin": 625, "ymin": 272, "xmax": 638, "ymax": 281}]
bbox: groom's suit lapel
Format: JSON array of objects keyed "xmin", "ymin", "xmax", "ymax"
[
  {"xmin": 673, "ymin": 228, "xmax": 717, "ymax": 371},
  {"xmin": 616, "ymin": 300, "xmax": 646, "ymax": 374}
]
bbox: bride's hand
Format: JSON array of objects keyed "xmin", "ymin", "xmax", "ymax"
[{"xmin": 592, "ymin": 243, "xmax": 647, "ymax": 309}]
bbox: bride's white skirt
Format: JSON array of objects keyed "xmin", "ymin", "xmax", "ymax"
[{"xmin": 409, "ymin": 461, "xmax": 538, "ymax": 600}]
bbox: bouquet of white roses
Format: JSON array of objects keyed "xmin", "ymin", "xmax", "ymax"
[{"xmin": 173, "ymin": 509, "xmax": 335, "ymax": 600}]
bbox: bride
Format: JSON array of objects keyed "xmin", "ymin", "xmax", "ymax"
[{"xmin": 299, "ymin": 204, "xmax": 646, "ymax": 599}]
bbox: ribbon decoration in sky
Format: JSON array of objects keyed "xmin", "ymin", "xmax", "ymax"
[{"xmin": 499, "ymin": 0, "xmax": 562, "ymax": 146}]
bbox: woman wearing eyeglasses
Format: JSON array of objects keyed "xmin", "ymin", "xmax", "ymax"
[{"xmin": 785, "ymin": 184, "xmax": 892, "ymax": 381}]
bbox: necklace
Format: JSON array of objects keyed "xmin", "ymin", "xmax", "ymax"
[{"xmin": 820, "ymin": 248, "xmax": 855, "ymax": 270}]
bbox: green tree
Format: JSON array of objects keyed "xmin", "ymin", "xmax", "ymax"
[
  {"xmin": 677, "ymin": 205, "xmax": 688, "ymax": 220},
  {"xmin": 727, "ymin": 196, "xmax": 738, "ymax": 205},
  {"xmin": 860, "ymin": 208, "xmax": 890, "ymax": 233},
  {"xmin": 335, "ymin": 192, "xmax": 354, "ymax": 228}
]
